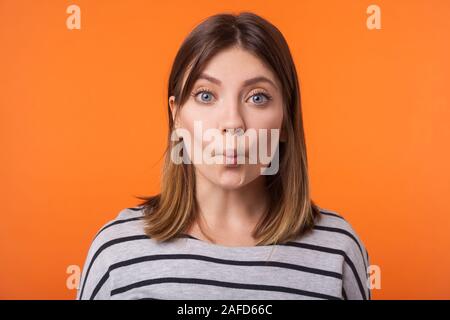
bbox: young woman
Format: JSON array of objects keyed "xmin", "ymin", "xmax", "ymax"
[{"xmin": 77, "ymin": 12, "xmax": 370, "ymax": 300}]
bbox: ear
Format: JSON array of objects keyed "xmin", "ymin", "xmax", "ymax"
[{"xmin": 169, "ymin": 95, "xmax": 178, "ymax": 126}]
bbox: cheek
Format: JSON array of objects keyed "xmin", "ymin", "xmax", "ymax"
[
  {"xmin": 245, "ymin": 105, "xmax": 284, "ymax": 158},
  {"xmin": 177, "ymin": 104, "xmax": 218, "ymax": 160},
  {"xmin": 178, "ymin": 104, "xmax": 217, "ymax": 133},
  {"xmin": 245, "ymin": 104, "xmax": 284, "ymax": 130}
]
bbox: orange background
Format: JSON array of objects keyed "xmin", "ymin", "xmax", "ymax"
[{"xmin": 1, "ymin": 0, "xmax": 449, "ymax": 299}]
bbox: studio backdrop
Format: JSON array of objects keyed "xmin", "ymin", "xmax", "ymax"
[{"xmin": 1, "ymin": 0, "xmax": 449, "ymax": 299}]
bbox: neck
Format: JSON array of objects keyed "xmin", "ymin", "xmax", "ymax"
[{"xmin": 190, "ymin": 173, "xmax": 269, "ymax": 244}]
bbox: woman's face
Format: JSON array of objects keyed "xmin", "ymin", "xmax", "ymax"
[{"xmin": 169, "ymin": 46, "xmax": 284, "ymax": 190}]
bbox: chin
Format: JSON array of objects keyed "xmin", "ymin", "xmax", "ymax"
[
  {"xmin": 214, "ymin": 170, "xmax": 248, "ymax": 190},
  {"xmin": 216, "ymin": 176, "xmax": 245, "ymax": 190},
  {"xmin": 196, "ymin": 165, "xmax": 262, "ymax": 190}
]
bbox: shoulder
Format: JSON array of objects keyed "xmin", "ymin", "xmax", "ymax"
[
  {"xmin": 94, "ymin": 206, "xmax": 147, "ymax": 239},
  {"xmin": 76, "ymin": 206, "xmax": 148, "ymax": 299},
  {"xmin": 87, "ymin": 206, "xmax": 148, "ymax": 252},
  {"xmin": 85, "ymin": 205, "xmax": 149, "ymax": 257},
  {"xmin": 311, "ymin": 206, "xmax": 371, "ymax": 299},
  {"xmin": 313, "ymin": 207, "xmax": 369, "ymax": 262}
]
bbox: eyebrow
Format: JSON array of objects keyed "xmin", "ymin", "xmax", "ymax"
[{"xmin": 196, "ymin": 73, "xmax": 278, "ymax": 89}]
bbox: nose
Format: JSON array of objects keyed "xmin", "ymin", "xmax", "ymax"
[{"xmin": 218, "ymin": 101, "xmax": 246, "ymax": 135}]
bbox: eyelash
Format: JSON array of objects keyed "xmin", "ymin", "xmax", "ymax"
[{"xmin": 190, "ymin": 88, "xmax": 273, "ymax": 105}]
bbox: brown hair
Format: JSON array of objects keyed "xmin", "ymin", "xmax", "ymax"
[{"xmin": 136, "ymin": 11, "xmax": 321, "ymax": 245}]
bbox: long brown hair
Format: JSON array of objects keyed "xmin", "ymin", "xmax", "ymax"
[{"xmin": 136, "ymin": 11, "xmax": 321, "ymax": 245}]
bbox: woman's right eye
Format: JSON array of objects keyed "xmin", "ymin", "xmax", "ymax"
[{"xmin": 192, "ymin": 89, "xmax": 215, "ymax": 104}]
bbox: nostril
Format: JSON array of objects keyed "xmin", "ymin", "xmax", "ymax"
[
  {"xmin": 224, "ymin": 128, "xmax": 245, "ymax": 135},
  {"xmin": 235, "ymin": 128, "xmax": 244, "ymax": 136}
]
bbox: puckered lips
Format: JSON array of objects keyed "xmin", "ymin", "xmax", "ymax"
[{"xmin": 214, "ymin": 148, "xmax": 246, "ymax": 166}]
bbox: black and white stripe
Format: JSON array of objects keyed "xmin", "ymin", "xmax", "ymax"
[{"xmin": 77, "ymin": 206, "xmax": 371, "ymax": 300}]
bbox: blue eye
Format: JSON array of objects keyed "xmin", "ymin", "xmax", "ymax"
[
  {"xmin": 249, "ymin": 92, "xmax": 272, "ymax": 105},
  {"xmin": 199, "ymin": 92, "xmax": 213, "ymax": 102},
  {"xmin": 251, "ymin": 93, "xmax": 267, "ymax": 104},
  {"xmin": 191, "ymin": 89, "xmax": 215, "ymax": 104}
]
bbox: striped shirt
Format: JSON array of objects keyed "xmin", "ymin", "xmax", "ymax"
[{"xmin": 76, "ymin": 206, "xmax": 371, "ymax": 300}]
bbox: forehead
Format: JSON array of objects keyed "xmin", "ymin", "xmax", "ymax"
[{"xmin": 192, "ymin": 47, "xmax": 280, "ymax": 90}]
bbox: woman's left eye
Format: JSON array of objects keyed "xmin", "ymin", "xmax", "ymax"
[{"xmin": 249, "ymin": 92, "xmax": 272, "ymax": 105}]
